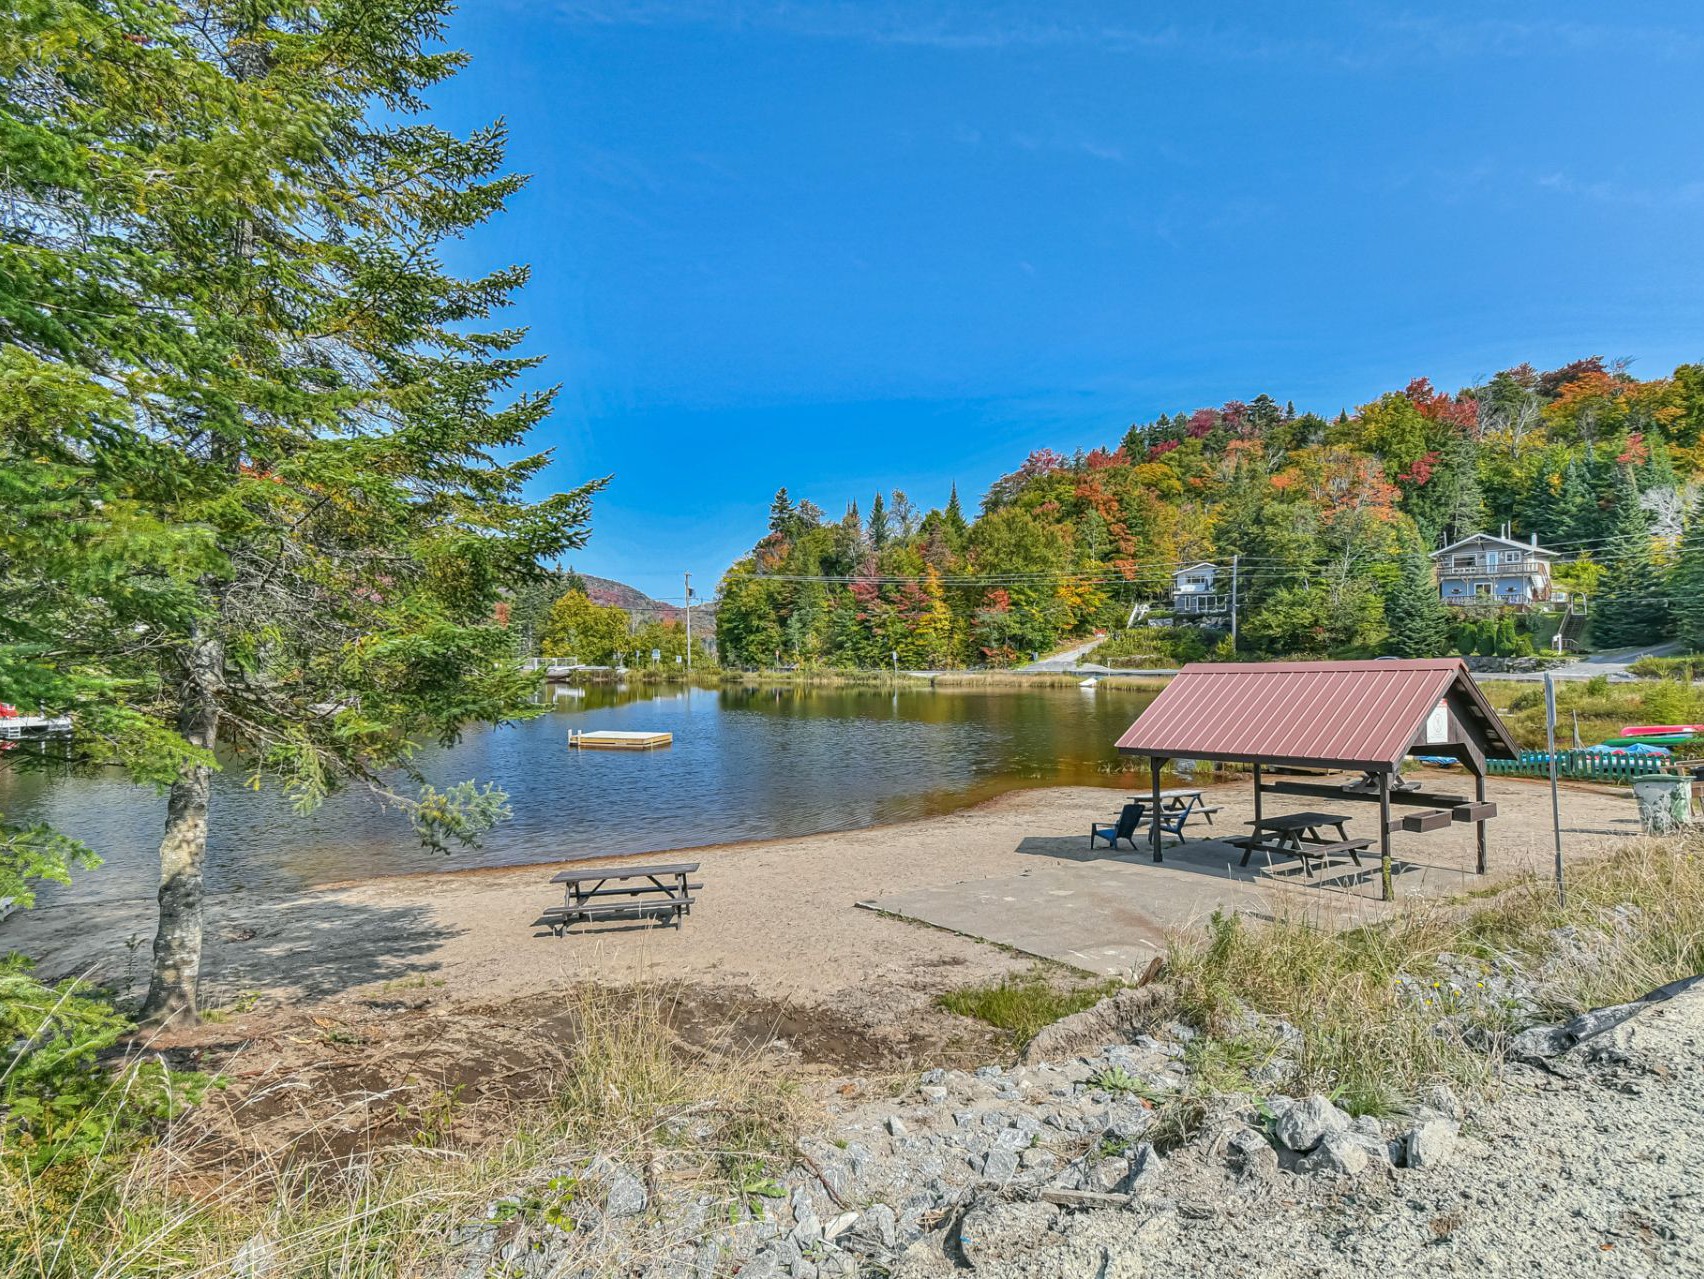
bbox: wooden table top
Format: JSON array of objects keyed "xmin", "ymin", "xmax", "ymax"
[
  {"xmin": 1246, "ymin": 811, "xmax": 1350, "ymax": 831},
  {"xmin": 551, "ymin": 861, "xmax": 699, "ymax": 884}
]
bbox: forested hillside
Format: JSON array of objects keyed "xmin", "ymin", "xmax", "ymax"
[{"xmin": 715, "ymin": 358, "xmax": 1704, "ymax": 668}]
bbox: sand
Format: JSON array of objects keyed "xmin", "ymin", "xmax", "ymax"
[{"xmin": 9, "ymin": 773, "xmax": 1642, "ymax": 1030}]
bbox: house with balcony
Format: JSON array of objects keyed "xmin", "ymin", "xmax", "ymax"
[
  {"xmin": 1172, "ymin": 561, "xmax": 1230, "ymax": 617},
  {"xmin": 1431, "ymin": 533, "xmax": 1561, "ymax": 608}
]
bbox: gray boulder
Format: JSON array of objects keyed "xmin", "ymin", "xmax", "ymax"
[
  {"xmin": 1272, "ymin": 1094, "xmax": 1350, "ymax": 1153},
  {"xmin": 1403, "ymin": 1118, "xmax": 1459, "ymax": 1169},
  {"xmin": 1296, "ymin": 1130, "xmax": 1370, "ymax": 1177}
]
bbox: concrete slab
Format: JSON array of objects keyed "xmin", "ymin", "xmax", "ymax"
[{"xmin": 858, "ymin": 772, "xmax": 1645, "ymax": 977}]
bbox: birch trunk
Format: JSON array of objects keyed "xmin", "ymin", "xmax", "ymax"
[{"xmin": 140, "ymin": 626, "xmax": 223, "ymax": 1027}]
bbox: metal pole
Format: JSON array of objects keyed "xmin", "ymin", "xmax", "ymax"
[
  {"xmin": 684, "ymin": 571, "xmax": 692, "ymax": 674},
  {"xmin": 1229, "ymin": 553, "xmax": 1239, "ymax": 652},
  {"xmin": 1545, "ymin": 673, "xmax": 1565, "ymax": 905}
]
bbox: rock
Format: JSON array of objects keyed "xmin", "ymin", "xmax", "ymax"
[
  {"xmin": 888, "ymin": 1115, "xmax": 908, "ymax": 1137},
  {"xmin": 1403, "ymin": 1118, "xmax": 1459, "ymax": 1169},
  {"xmin": 1296, "ymin": 1130, "xmax": 1370, "ymax": 1177},
  {"xmin": 1104, "ymin": 1103, "xmax": 1150, "ymax": 1142},
  {"xmin": 1224, "ymin": 1126, "xmax": 1279, "ymax": 1181},
  {"xmin": 920, "ymin": 1068, "xmax": 946, "ymax": 1085},
  {"xmin": 980, "ymin": 1148, "xmax": 1021, "ymax": 1182},
  {"xmin": 957, "ymin": 1199, "xmax": 1060, "ymax": 1270},
  {"xmin": 1417, "ymin": 1082, "xmax": 1461, "ymax": 1119},
  {"xmin": 1124, "ymin": 1142, "xmax": 1163, "ymax": 1191},
  {"xmin": 604, "ymin": 1167, "xmax": 649, "ymax": 1218},
  {"xmin": 1019, "ymin": 1146, "xmax": 1054, "ymax": 1170},
  {"xmin": 738, "ymin": 1251, "xmax": 785, "ymax": 1279},
  {"xmin": 1020, "ymin": 986, "xmax": 1173, "ymax": 1064},
  {"xmin": 918, "ymin": 1085, "xmax": 948, "ymax": 1104},
  {"xmin": 824, "ymin": 1210, "xmax": 859, "ymax": 1241},
  {"xmin": 1272, "ymin": 1094, "xmax": 1350, "ymax": 1153},
  {"xmin": 849, "ymin": 1204, "xmax": 898, "ymax": 1254}
]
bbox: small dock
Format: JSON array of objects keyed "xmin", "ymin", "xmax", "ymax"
[{"xmin": 568, "ymin": 729, "xmax": 673, "ymax": 751}]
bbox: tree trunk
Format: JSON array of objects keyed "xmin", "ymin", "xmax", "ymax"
[{"xmin": 140, "ymin": 627, "xmax": 223, "ymax": 1028}]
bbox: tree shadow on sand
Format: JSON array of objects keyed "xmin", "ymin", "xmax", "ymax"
[{"xmin": 12, "ymin": 892, "xmax": 456, "ymax": 1008}]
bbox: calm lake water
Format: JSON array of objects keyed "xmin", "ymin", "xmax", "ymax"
[{"xmin": 2, "ymin": 682, "xmax": 1164, "ymax": 906}]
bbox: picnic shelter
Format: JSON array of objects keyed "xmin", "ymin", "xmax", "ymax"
[{"xmin": 1114, "ymin": 659, "xmax": 1521, "ymax": 898}]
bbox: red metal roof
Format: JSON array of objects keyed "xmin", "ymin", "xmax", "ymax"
[{"xmin": 1115, "ymin": 658, "xmax": 1518, "ymax": 772}]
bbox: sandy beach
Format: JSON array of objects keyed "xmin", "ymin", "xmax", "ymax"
[
  {"xmin": 0, "ymin": 774, "xmax": 1646, "ymax": 1159},
  {"xmin": 11, "ymin": 773, "xmax": 1641, "ymax": 1018}
]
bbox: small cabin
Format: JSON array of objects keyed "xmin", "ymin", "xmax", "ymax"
[{"xmin": 1431, "ymin": 533, "xmax": 1559, "ymax": 608}]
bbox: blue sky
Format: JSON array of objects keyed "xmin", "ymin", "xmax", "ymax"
[{"xmin": 431, "ymin": 1, "xmax": 1704, "ymax": 599}]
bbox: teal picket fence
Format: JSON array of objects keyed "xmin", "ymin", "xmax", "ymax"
[{"xmin": 1487, "ymin": 750, "xmax": 1678, "ymax": 784}]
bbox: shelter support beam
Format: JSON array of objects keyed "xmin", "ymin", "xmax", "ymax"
[
  {"xmin": 1475, "ymin": 772, "xmax": 1488, "ymax": 875},
  {"xmin": 1150, "ymin": 757, "xmax": 1164, "ymax": 863},
  {"xmin": 1378, "ymin": 770, "xmax": 1393, "ymax": 901},
  {"xmin": 1252, "ymin": 763, "xmax": 1262, "ymax": 827}
]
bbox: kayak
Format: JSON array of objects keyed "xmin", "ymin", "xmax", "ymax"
[
  {"xmin": 1620, "ymin": 723, "xmax": 1704, "ymax": 737},
  {"xmin": 1601, "ymin": 734, "xmax": 1695, "ymax": 748}
]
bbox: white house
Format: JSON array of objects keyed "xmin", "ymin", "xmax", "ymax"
[
  {"xmin": 1172, "ymin": 562, "xmax": 1229, "ymax": 617},
  {"xmin": 1431, "ymin": 533, "xmax": 1560, "ymax": 608}
]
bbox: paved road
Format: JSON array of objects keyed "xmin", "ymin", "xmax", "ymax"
[
  {"xmin": 1494, "ymin": 639, "xmax": 1685, "ymax": 682},
  {"xmin": 1017, "ymin": 636, "xmax": 1112, "ymax": 672}
]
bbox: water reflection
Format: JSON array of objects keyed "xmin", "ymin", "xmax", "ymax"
[{"xmin": 0, "ymin": 682, "xmax": 1163, "ymax": 905}]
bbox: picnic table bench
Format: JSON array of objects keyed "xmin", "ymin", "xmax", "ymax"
[
  {"xmin": 1093, "ymin": 788, "xmax": 1221, "ymax": 853},
  {"xmin": 1228, "ymin": 811, "xmax": 1371, "ymax": 879},
  {"xmin": 534, "ymin": 861, "xmax": 701, "ymax": 935}
]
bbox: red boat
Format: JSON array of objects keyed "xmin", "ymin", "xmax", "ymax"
[{"xmin": 1619, "ymin": 723, "xmax": 1704, "ymax": 737}]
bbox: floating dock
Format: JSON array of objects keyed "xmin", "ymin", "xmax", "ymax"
[{"xmin": 568, "ymin": 729, "xmax": 673, "ymax": 751}]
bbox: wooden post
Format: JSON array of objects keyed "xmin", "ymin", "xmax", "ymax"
[
  {"xmin": 1151, "ymin": 756, "xmax": 1164, "ymax": 863},
  {"xmin": 1474, "ymin": 771, "xmax": 1488, "ymax": 875},
  {"xmin": 1378, "ymin": 769, "xmax": 1393, "ymax": 901},
  {"xmin": 1252, "ymin": 762, "xmax": 1263, "ymax": 827}
]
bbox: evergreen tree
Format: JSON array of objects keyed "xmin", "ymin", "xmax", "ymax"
[
  {"xmin": 943, "ymin": 484, "xmax": 970, "ymax": 546},
  {"xmin": 1594, "ymin": 466, "xmax": 1670, "ymax": 647},
  {"xmin": 1383, "ymin": 541, "xmax": 1453, "ymax": 657},
  {"xmin": 768, "ymin": 487, "xmax": 797, "ymax": 536},
  {"xmin": 1670, "ymin": 494, "xmax": 1704, "ymax": 651},
  {"xmin": 868, "ymin": 492, "xmax": 889, "ymax": 551},
  {"xmin": 2, "ymin": 2, "xmax": 599, "ymax": 1023}
]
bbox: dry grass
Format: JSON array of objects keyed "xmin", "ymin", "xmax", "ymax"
[
  {"xmin": 0, "ymin": 986, "xmax": 808, "ymax": 1279},
  {"xmin": 1158, "ymin": 836, "xmax": 1704, "ymax": 1116}
]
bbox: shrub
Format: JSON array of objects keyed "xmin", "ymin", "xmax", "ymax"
[{"xmin": 0, "ymin": 958, "xmax": 208, "ymax": 1175}]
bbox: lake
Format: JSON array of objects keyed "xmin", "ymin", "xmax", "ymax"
[{"xmin": 1, "ymin": 681, "xmax": 1164, "ymax": 906}]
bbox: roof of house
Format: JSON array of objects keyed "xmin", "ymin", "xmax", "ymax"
[
  {"xmin": 1114, "ymin": 658, "xmax": 1519, "ymax": 772},
  {"xmin": 1431, "ymin": 533, "xmax": 1558, "ymax": 559},
  {"xmin": 1172, "ymin": 561, "xmax": 1217, "ymax": 576}
]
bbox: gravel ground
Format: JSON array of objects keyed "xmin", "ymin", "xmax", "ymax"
[{"xmin": 890, "ymin": 987, "xmax": 1704, "ymax": 1279}]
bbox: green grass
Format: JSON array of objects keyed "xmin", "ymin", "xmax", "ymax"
[
  {"xmin": 1480, "ymin": 675, "xmax": 1704, "ymax": 754},
  {"xmin": 1628, "ymin": 654, "xmax": 1704, "ymax": 682},
  {"xmin": 936, "ymin": 963, "xmax": 1124, "ymax": 1047}
]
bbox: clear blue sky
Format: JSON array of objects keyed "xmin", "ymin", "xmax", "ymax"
[{"xmin": 431, "ymin": 1, "xmax": 1704, "ymax": 600}]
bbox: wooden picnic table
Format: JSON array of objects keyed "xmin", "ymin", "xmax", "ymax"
[
  {"xmin": 536, "ymin": 861, "xmax": 701, "ymax": 935},
  {"xmin": 1125, "ymin": 788, "xmax": 1221, "ymax": 827},
  {"xmin": 1235, "ymin": 811, "xmax": 1369, "ymax": 878}
]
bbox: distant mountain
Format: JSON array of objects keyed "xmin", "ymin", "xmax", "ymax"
[{"xmin": 575, "ymin": 573, "xmax": 715, "ymax": 625}]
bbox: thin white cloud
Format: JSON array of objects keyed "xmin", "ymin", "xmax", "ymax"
[{"xmin": 540, "ymin": 1, "xmax": 1704, "ymax": 70}]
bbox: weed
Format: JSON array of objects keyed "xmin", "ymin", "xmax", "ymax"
[{"xmin": 937, "ymin": 964, "xmax": 1123, "ymax": 1047}]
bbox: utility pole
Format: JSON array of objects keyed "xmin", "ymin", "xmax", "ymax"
[
  {"xmin": 1229, "ymin": 553, "xmax": 1240, "ymax": 652},
  {"xmin": 684, "ymin": 572, "xmax": 692, "ymax": 673}
]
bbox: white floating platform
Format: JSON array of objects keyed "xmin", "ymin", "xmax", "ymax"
[{"xmin": 569, "ymin": 729, "xmax": 673, "ymax": 751}]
